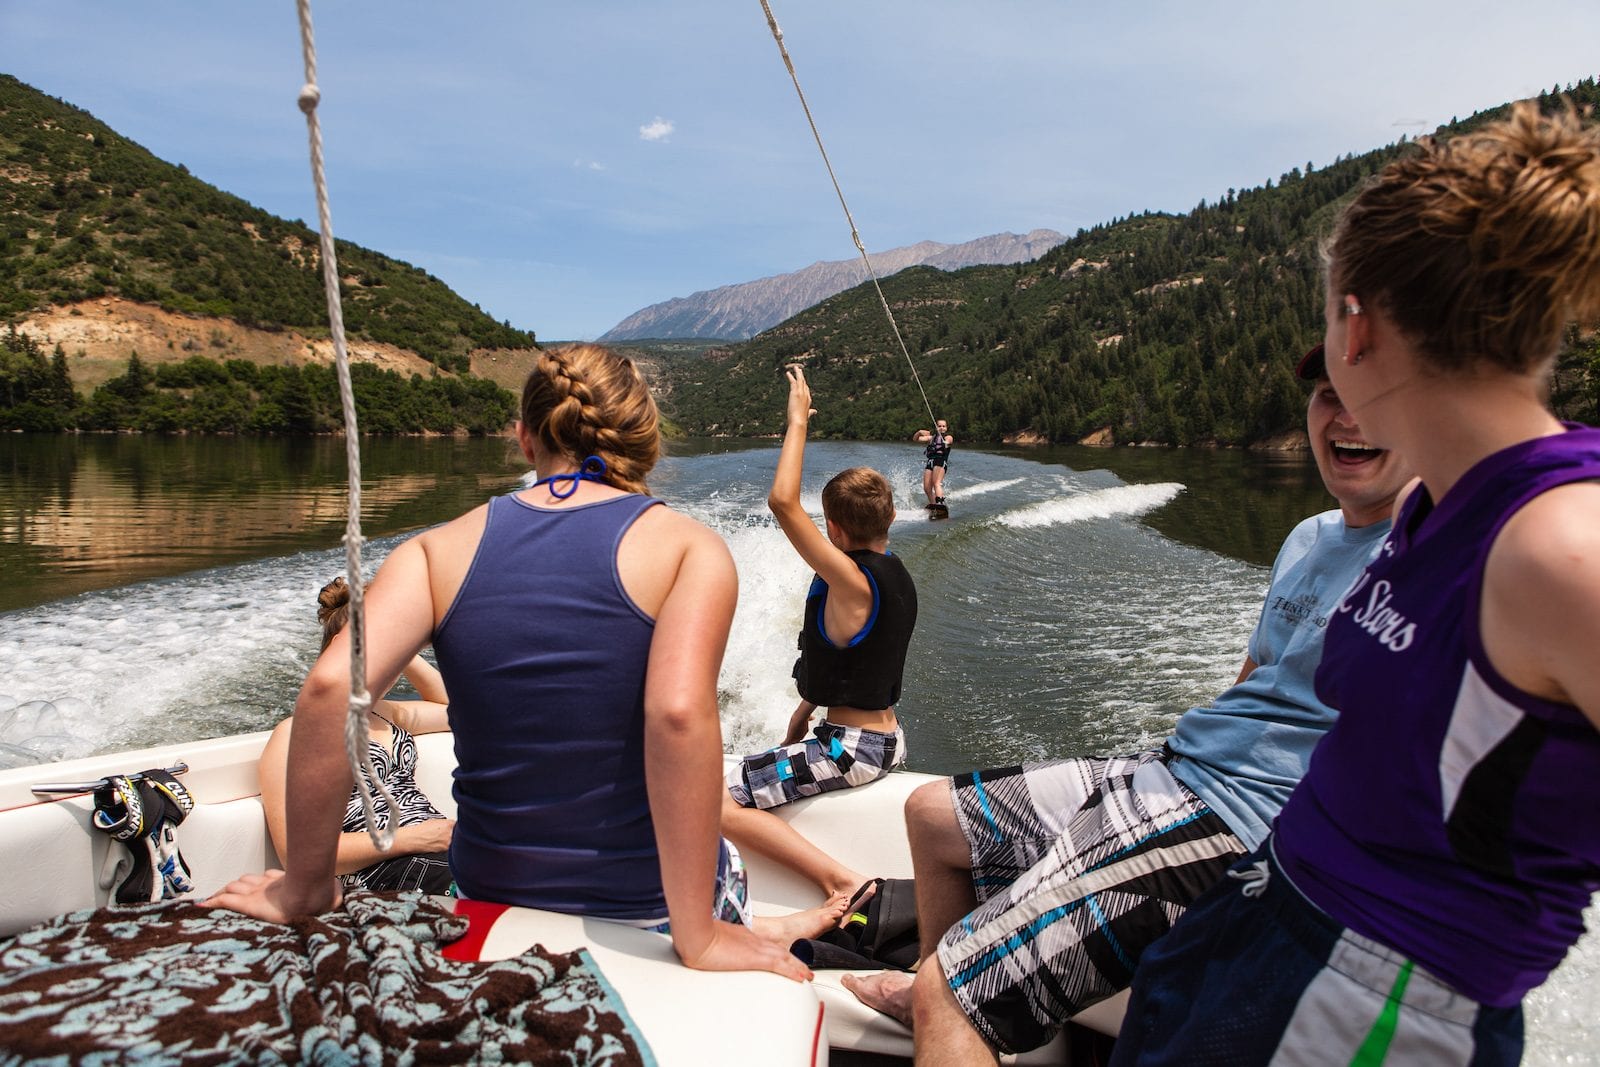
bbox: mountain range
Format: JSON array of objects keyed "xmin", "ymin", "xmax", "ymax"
[
  {"xmin": 599, "ymin": 229, "xmax": 1066, "ymax": 342},
  {"xmin": 4, "ymin": 71, "xmax": 1596, "ymax": 443},
  {"xmin": 653, "ymin": 81, "xmax": 1600, "ymax": 446}
]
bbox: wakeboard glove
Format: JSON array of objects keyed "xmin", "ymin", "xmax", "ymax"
[{"xmin": 91, "ymin": 769, "xmax": 196, "ymax": 904}]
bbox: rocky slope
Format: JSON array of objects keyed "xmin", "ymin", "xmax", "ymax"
[{"xmin": 599, "ymin": 229, "xmax": 1065, "ymax": 342}]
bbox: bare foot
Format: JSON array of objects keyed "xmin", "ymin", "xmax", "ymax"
[
  {"xmin": 842, "ymin": 971, "xmax": 915, "ymax": 1028},
  {"xmin": 837, "ymin": 878, "xmax": 882, "ymax": 928},
  {"xmin": 822, "ymin": 867, "xmax": 872, "ymax": 899},
  {"xmin": 752, "ymin": 890, "xmax": 851, "ymax": 945}
]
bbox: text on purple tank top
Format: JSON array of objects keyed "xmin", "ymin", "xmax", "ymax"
[{"xmin": 1274, "ymin": 425, "xmax": 1600, "ymax": 1006}]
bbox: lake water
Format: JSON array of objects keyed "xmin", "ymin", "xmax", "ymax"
[{"xmin": 0, "ymin": 433, "xmax": 1591, "ymax": 1061}]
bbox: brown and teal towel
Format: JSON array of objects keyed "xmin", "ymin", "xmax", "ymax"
[{"xmin": 0, "ymin": 891, "xmax": 653, "ymax": 1065}]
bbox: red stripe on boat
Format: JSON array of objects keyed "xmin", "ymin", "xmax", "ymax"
[
  {"xmin": 810, "ymin": 1003, "xmax": 825, "ymax": 1066},
  {"xmin": 443, "ymin": 898, "xmax": 510, "ymax": 961}
]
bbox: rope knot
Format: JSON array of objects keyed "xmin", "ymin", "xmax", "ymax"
[{"xmin": 297, "ymin": 83, "xmax": 321, "ymax": 114}]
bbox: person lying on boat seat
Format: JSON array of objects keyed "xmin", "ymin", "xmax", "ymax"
[
  {"xmin": 211, "ymin": 345, "xmax": 842, "ymax": 980},
  {"xmin": 843, "ymin": 341, "xmax": 1414, "ymax": 1063},
  {"xmin": 259, "ymin": 576, "xmax": 455, "ymax": 896},
  {"xmin": 722, "ymin": 364, "xmax": 919, "ymax": 909}
]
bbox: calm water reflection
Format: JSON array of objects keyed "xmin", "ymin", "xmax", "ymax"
[{"xmin": 0, "ymin": 435, "xmax": 524, "ymax": 614}]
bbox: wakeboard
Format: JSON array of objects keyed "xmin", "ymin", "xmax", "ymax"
[{"xmin": 926, "ymin": 502, "xmax": 949, "ymax": 520}]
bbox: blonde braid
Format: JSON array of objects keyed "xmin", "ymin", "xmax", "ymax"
[{"xmin": 521, "ymin": 345, "xmax": 660, "ymax": 494}]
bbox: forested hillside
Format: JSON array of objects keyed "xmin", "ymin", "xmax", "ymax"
[
  {"xmin": 4, "ymin": 73, "xmax": 1596, "ymax": 441},
  {"xmin": 661, "ymin": 80, "xmax": 1600, "ymax": 444},
  {"xmin": 0, "ymin": 325, "xmax": 514, "ymax": 434},
  {"xmin": 0, "ymin": 75, "xmax": 536, "ymax": 367},
  {"xmin": 0, "ymin": 74, "xmax": 534, "ymax": 433}
]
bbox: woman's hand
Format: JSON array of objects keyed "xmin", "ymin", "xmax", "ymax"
[
  {"xmin": 674, "ymin": 918, "xmax": 813, "ymax": 983},
  {"xmin": 205, "ymin": 869, "xmax": 342, "ymax": 923},
  {"xmin": 396, "ymin": 817, "xmax": 455, "ymax": 854}
]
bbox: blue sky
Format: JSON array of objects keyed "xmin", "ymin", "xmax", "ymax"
[{"xmin": 5, "ymin": 2, "xmax": 1598, "ymax": 340}]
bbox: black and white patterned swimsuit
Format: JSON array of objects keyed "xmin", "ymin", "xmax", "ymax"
[{"xmin": 340, "ymin": 715, "xmax": 450, "ymax": 892}]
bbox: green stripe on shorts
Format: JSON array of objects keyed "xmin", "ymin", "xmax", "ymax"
[{"xmin": 1350, "ymin": 958, "xmax": 1414, "ymax": 1067}]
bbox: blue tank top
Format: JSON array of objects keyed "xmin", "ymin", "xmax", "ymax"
[
  {"xmin": 433, "ymin": 491, "xmax": 666, "ymax": 922},
  {"xmin": 1275, "ymin": 425, "xmax": 1600, "ymax": 1006}
]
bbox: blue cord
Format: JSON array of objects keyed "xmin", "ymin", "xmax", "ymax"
[{"xmin": 531, "ymin": 454, "xmax": 609, "ymax": 499}]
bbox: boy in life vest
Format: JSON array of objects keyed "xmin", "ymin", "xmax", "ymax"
[{"xmin": 722, "ymin": 364, "xmax": 919, "ymax": 903}]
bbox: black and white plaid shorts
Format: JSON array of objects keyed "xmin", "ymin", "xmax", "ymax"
[
  {"xmin": 726, "ymin": 719, "xmax": 905, "ymax": 809},
  {"xmin": 938, "ymin": 749, "xmax": 1246, "ymax": 1054}
]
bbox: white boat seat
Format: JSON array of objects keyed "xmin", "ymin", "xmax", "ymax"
[{"xmin": 0, "ymin": 733, "xmax": 1125, "ymax": 1064}]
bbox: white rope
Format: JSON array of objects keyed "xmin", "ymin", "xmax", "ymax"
[
  {"xmin": 758, "ymin": 0, "xmax": 940, "ymax": 431},
  {"xmin": 294, "ymin": 0, "xmax": 395, "ymax": 852}
]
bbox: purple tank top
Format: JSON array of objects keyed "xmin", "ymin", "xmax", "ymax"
[
  {"xmin": 433, "ymin": 491, "xmax": 666, "ymax": 922},
  {"xmin": 1275, "ymin": 424, "xmax": 1600, "ymax": 1006}
]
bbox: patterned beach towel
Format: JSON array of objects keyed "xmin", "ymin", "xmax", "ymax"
[{"xmin": 0, "ymin": 891, "xmax": 653, "ymax": 1066}]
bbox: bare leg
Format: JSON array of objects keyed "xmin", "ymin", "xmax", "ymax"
[
  {"xmin": 905, "ymin": 780, "xmax": 978, "ymax": 960},
  {"xmin": 750, "ymin": 890, "xmax": 850, "ymax": 945},
  {"xmin": 911, "ymin": 960, "xmax": 998, "ymax": 1066},
  {"xmin": 931, "ymin": 467, "xmax": 946, "ymax": 502},
  {"xmin": 845, "ymin": 780, "xmax": 983, "ymax": 1035},
  {"xmin": 721, "ymin": 792, "xmax": 868, "ymax": 897},
  {"xmin": 922, "ymin": 467, "xmax": 936, "ymax": 506}
]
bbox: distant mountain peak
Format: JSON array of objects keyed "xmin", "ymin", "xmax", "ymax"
[{"xmin": 599, "ymin": 229, "xmax": 1066, "ymax": 342}]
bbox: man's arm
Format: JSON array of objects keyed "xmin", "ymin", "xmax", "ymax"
[{"xmin": 1233, "ymin": 656, "xmax": 1258, "ymax": 687}]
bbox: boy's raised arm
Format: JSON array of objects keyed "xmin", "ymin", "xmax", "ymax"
[{"xmin": 767, "ymin": 366, "xmax": 870, "ymax": 601}]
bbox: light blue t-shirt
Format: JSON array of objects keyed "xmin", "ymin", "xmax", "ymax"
[{"xmin": 1167, "ymin": 510, "xmax": 1390, "ymax": 849}]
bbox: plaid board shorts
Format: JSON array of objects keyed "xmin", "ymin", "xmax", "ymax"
[
  {"xmin": 1110, "ymin": 840, "xmax": 1524, "ymax": 1066},
  {"xmin": 937, "ymin": 749, "xmax": 1247, "ymax": 1055},
  {"xmin": 644, "ymin": 837, "xmax": 753, "ymax": 934},
  {"xmin": 726, "ymin": 719, "xmax": 906, "ymax": 809}
]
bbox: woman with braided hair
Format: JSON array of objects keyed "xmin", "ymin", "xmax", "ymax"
[
  {"xmin": 1110, "ymin": 100, "xmax": 1600, "ymax": 1066},
  {"xmin": 212, "ymin": 344, "xmax": 834, "ymax": 982}
]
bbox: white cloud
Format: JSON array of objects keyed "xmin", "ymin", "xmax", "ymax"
[
  {"xmin": 572, "ymin": 158, "xmax": 606, "ymax": 171},
  {"xmin": 638, "ymin": 116, "xmax": 674, "ymax": 142}
]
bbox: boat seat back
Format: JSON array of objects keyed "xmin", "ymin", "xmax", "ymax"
[{"xmin": 0, "ymin": 732, "xmax": 278, "ymax": 939}]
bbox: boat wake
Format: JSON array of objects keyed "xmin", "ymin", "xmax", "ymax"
[
  {"xmin": 945, "ymin": 477, "xmax": 1024, "ymax": 501},
  {"xmin": 993, "ymin": 483, "xmax": 1185, "ymax": 529}
]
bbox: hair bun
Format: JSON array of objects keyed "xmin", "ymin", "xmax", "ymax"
[{"xmin": 317, "ymin": 576, "xmax": 350, "ymax": 623}]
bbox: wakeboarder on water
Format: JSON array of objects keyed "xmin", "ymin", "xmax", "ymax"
[{"xmin": 913, "ymin": 420, "xmax": 954, "ymax": 516}]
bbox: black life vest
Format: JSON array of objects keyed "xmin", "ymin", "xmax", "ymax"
[{"xmin": 792, "ymin": 549, "xmax": 918, "ymax": 710}]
